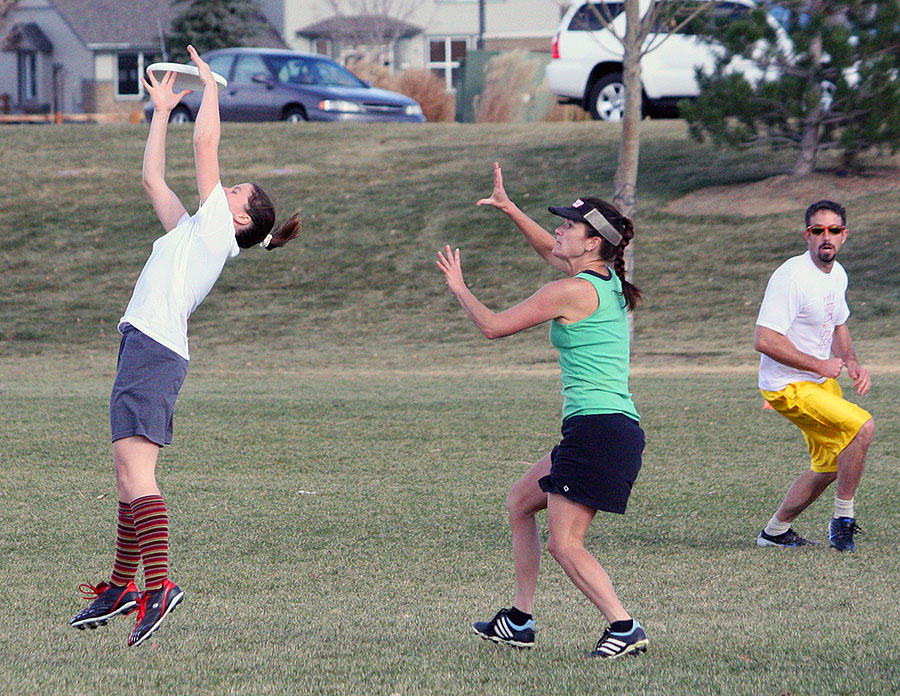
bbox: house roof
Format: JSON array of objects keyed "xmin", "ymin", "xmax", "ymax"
[
  {"xmin": 48, "ymin": 0, "xmax": 286, "ymax": 51},
  {"xmin": 51, "ymin": 0, "xmax": 175, "ymax": 49},
  {"xmin": 1, "ymin": 22, "xmax": 53, "ymax": 53},
  {"xmin": 297, "ymin": 15, "xmax": 422, "ymax": 41}
]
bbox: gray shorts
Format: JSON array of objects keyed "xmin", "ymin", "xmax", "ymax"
[{"xmin": 110, "ymin": 324, "xmax": 189, "ymax": 446}]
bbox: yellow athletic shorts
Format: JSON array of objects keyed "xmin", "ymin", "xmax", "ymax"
[{"xmin": 761, "ymin": 379, "xmax": 872, "ymax": 473}]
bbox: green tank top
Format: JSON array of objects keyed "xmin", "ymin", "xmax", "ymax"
[{"xmin": 548, "ymin": 270, "xmax": 639, "ymax": 422}]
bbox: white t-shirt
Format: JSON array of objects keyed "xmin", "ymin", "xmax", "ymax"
[
  {"xmin": 119, "ymin": 182, "xmax": 240, "ymax": 360},
  {"xmin": 756, "ymin": 251, "xmax": 850, "ymax": 391}
]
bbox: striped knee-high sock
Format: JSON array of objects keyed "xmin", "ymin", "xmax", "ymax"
[
  {"xmin": 110, "ymin": 500, "xmax": 140, "ymax": 587},
  {"xmin": 130, "ymin": 495, "xmax": 170, "ymax": 591}
]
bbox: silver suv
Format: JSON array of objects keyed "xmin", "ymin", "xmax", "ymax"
[{"xmin": 546, "ymin": 0, "xmax": 782, "ymax": 121}]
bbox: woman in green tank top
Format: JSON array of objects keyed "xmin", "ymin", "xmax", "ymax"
[{"xmin": 436, "ymin": 163, "xmax": 648, "ymax": 659}]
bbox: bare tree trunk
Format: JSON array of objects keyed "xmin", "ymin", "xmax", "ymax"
[
  {"xmin": 612, "ymin": 0, "xmax": 642, "ymax": 223},
  {"xmin": 791, "ymin": 30, "xmax": 824, "ymax": 177},
  {"xmin": 792, "ymin": 117, "xmax": 820, "ymax": 177},
  {"xmin": 613, "ymin": 0, "xmax": 642, "ymax": 341}
]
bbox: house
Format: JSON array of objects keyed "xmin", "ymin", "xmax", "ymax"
[
  {"xmin": 256, "ymin": 0, "xmax": 565, "ymax": 91},
  {"xmin": 0, "ymin": 0, "xmax": 564, "ymax": 115},
  {"xmin": 0, "ymin": 0, "xmax": 284, "ymax": 115}
]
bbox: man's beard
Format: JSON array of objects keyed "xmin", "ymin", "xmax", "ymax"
[{"xmin": 816, "ymin": 245, "xmax": 835, "ymax": 263}]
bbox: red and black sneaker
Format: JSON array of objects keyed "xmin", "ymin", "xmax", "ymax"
[
  {"xmin": 70, "ymin": 580, "xmax": 140, "ymax": 629},
  {"xmin": 127, "ymin": 579, "xmax": 185, "ymax": 647}
]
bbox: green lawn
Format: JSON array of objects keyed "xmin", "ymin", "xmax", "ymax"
[
  {"xmin": 1, "ymin": 121, "xmax": 898, "ymax": 694},
  {"xmin": 2, "ymin": 367, "xmax": 899, "ymax": 695}
]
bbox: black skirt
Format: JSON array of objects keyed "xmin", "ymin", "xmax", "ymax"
[{"xmin": 539, "ymin": 413, "xmax": 644, "ymax": 514}]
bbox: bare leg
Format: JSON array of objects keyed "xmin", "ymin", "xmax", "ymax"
[
  {"xmin": 506, "ymin": 453, "xmax": 551, "ymax": 614},
  {"xmin": 773, "ymin": 417, "xmax": 874, "ymax": 523},
  {"xmin": 546, "ymin": 493, "xmax": 629, "ymax": 623},
  {"xmin": 835, "ymin": 418, "xmax": 873, "ymax": 501},
  {"xmin": 774, "ymin": 469, "xmax": 836, "ymax": 523},
  {"xmin": 113, "ymin": 435, "xmax": 161, "ymax": 503}
]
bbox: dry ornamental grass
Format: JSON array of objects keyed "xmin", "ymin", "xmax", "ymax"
[{"xmin": 473, "ymin": 50, "xmax": 539, "ymax": 123}]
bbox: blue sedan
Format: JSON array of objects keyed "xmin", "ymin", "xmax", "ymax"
[{"xmin": 145, "ymin": 47, "xmax": 425, "ymax": 123}]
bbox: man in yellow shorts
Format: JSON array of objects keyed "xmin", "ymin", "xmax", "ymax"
[{"xmin": 754, "ymin": 200, "xmax": 873, "ymax": 552}]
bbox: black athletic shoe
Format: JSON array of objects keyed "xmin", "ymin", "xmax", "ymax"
[
  {"xmin": 472, "ymin": 608, "xmax": 535, "ymax": 648},
  {"xmin": 70, "ymin": 580, "xmax": 140, "ymax": 629},
  {"xmin": 829, "ymin": 516, "xmax": 862, "ymax": 553},
  {"xmin": 589, "ymin": 621, "xmax": 649, "ymax": 659},
  {"xmin": 127, "ymin": 578, "xmax": 184, "ymax": 647},
  {"xmin": 756, "ymin": 528, "xmax": 817, "ymax": 548}
]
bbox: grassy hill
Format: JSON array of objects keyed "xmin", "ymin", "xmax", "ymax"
[{"xmin": 3, "ymin": 120, "xmax": 897, "ymax": 371}]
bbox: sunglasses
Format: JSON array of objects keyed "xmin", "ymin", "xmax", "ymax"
[{"xmin": 806, "ymin": 225, "xmax": 846, "ymax": 235}]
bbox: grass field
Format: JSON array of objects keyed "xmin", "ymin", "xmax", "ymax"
[{"xmin": 1, "ymin": 121, "xmax": 899, "ymax": 695}]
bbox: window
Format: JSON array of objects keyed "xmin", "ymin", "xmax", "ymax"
[
  {"xmin": 267, "ymin": 56, "xmax": 364, "ymax": 88},
  {"xmin": 568, "ymin": 3, "xmax": 624, "ymax": 31},
  {"xmin": 312, "ymin": 59, "xmax": 363, "ymax": 87},
  {"xmin": 116, "ymin": 52, "xmax": 158, "ymax": 99},
  {"xmin": 232, "ymin": 54, "xmax": 270, "ymax": 84},
  {"xmin": 312, "ymin": 38, "xmax": 333, "ymax": 58},
  {"xmin": 673, "ymin": 2, "xmax": 752, "ymax": 36},
  {"xmin": 428, "ymin": 37, "xmax": 469, "ymax": 91},
  {"xmin": 206, "ymin": 54, "xmax": 235, "ymax": 81},
  {"xmin": 17, "ymin": 52, "xmax": 36, "ymax": 101}
]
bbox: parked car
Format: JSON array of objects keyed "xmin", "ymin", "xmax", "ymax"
[
  {"xmin": 144, "ymin": 47, "xmax": 425, "ymax": 123},
  {"xmin": 546, "ymin": 0, "xmax": 786, "ymax": 121}
]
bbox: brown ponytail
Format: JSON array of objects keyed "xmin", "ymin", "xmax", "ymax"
[
  {"xmin": 581, "ymin": 197, "xmax": 642, "ymax": 312},
  {"xmin": 235, "ymin": 183, "xmax": 302, "ymax": 250},
  {"xmin": 260, "ymin": 213, "xmax": 302, "ymax": 250}
]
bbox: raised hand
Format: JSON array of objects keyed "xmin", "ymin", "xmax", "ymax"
[
  {"xmin": 141, "ymin": 70, "xmax": 190, "ymax": 114},
  {"xmin": 187, "ymin": 45, "xmax": 216, "ymax": 88},
  {"xmin": 436, "ymin": 245, "xmax": 467, "ymax": 295},
  {"xmin": 476, "ymin": 162, "xmax": 513, "ymax": 212}
]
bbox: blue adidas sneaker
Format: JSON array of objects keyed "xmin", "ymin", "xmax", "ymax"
[
  {"xmin": 473, "ymin": 608, "xmax": 535, "ymax": 648},
  {"xmin": 589, "ymin": 620, "xmax": 649, "ymax": 659}
]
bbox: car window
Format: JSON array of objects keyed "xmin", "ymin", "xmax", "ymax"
[
  {"xmin": 232, "ymin": 55, "xmax": 270, "ymax": 85},
  {"xmin": 273, "ymin": 58, "xmax": 320, "ymax": 85},
  {"xmin": 676, "ymin": 1, "xmax": 753, "ymax": 36},
  {"xmin": 711, "ymin": 1, "xmax": 752, "ymax": 21},
  {"xmin": 313, "ymin": 60, "xmax": 366, "ymax": 88},
  {"xmin": 206, "ymin": 54, "xmax": 234, "ymax": 81},
  {"xmin": 267, "ymin": 56, "xmax": 365, "ymax": 88},
  {"xmin": 568, "ymin": 2, "xmax": 624, "ymax": 30}
]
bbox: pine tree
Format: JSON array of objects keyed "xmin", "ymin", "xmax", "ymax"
[
  {"xmin": 680, "ymin": 1, "xmax": 900, "ymax": 176},
  {"xmin": 166, "ymin": 0, "xmax": 264, "ymax": 62}
]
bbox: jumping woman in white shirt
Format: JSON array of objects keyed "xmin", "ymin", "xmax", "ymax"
[{"xmin": 69, "ymin": 45, "xmax": 300, "ymax": 647}]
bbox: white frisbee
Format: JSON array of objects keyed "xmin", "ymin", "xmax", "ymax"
[{"xmin": 146, "ymin": 62, "xmax": 228, "ymax": 91}]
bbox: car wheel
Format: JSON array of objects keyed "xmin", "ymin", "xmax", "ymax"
[
  {"xmin": 168, "ymin": 107, "xmax": 193, "ymax": 124},
  {"xmin": 588, "ymin": 73, "xmax": 626, "ymax": 122},
  {"xmin": 283, "ymin": 107, "xmax": 307, "ymax": 123}
]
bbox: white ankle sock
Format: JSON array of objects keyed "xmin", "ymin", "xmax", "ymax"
[
  {"xmin": 764, "ymin": 515, "xmax": 791, "ymax": 536},
  {"xmin": 834, "ymin": 497, "xmax": 855, "ymax": 519}
]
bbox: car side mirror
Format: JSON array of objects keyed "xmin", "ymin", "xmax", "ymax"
[{"xmin": 251, "ymin": 72, "xmax": 274, "ymax": 87}]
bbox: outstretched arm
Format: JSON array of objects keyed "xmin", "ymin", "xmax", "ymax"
[
  {"xmin": 477, "ymin": 162, "xmax": 569, "ymax": 274},
  {"xmin": 436, "ymin": 245, "xmax": 587, "ymax": 339},
  {"xmin": 140, "ymin": 70, "xmax": 189, "ymax": 230},
  {"xmin": 187, "ymin": 45, "xmax": 221, "ymax": 204},
  {"xmin": 831, "ymin": 323, "xmax": 871, "ymax": 395}
]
